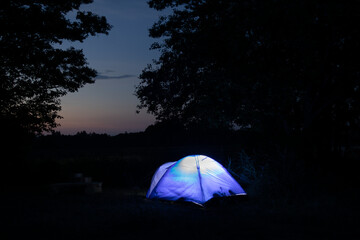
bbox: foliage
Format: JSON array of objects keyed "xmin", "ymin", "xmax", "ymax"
[
  {"xmin": 136, "ymin": 0, "xmax": 360, "ymax": 156},
  {"xmin": 226, "ymin": 150, "xmax": 263, "ymax": 184},
  {"xmin": 0, "ymin": 0, "xmax": 111, "ymax": 134}
]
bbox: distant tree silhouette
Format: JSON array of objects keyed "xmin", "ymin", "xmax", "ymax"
[
  {"xmin": 0, "ymin": 0, "xmax": 111, "ymax": 136},
  {"xmin": 137, "ymin": 0, "xmax": 360, "ymax": 158}
]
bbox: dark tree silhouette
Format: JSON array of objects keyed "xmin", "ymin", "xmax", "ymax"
[
  {"xmin": 137, "ymin": 0, "xmax": 360, "ymax": 158},
  {"xmin": 0, "ymin": 0, "xmax": 111, "ymax": 135}
]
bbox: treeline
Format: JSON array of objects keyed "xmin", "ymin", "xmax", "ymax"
[
  {"xmin": 0, "ymin": 123, "xmax": 358, "ymax": 207},
  {"xmin": 2, "ymin": 123, "xmax": 265, "ymax": 189},
  {"xmin": 19, "ymin": 122, "xmax": 357, "ymax": 192}
]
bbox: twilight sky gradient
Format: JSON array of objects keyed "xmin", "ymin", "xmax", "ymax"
[{"xmin": 57, "ymin": 0, "xmax": 163, "ymax": 135}]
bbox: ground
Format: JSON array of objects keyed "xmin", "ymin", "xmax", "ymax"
[{"xmin": 0, "ymin": 187, "xmax": 358, "ymax": 240}]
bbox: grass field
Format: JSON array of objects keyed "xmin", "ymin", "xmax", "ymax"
[
  {"xmin": 0, "ymin": 187, "xmax": 358, "ymax": 240},
  {"xmin": 1, "ymin": 133, "xmax": 359, "ymax": 239}
]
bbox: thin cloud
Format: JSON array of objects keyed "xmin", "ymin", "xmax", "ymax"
[{"xmin": 96, "ymin": 74, "xmax": 136, "ymax": 80}]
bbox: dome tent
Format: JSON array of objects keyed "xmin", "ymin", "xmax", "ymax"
[{"xmin": 146, "ymin": 155, "xmax": 246, "ymax": 205}]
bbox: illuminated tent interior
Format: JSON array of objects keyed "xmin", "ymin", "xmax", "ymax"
[{"xmin": 146, "ymin": 155, "xmax": 246, "ymax": 205}]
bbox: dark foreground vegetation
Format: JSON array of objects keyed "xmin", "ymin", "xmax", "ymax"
[
  {"xmin": 1, "ymin": 128, "xmax": 359, "ymax": 239},
  {"xmin": 0, "ymin": 187, "xmax": 358, "ymax": 240}
]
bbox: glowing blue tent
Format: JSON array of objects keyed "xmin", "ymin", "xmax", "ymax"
[{"xmin": 146, "ymin": 155, "xmax": 246, "ymax": 205}]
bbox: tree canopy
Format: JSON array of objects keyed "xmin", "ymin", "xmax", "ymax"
[
  {"xmin": 136, "ymin": 0, "xmax": 360, "ymax": 155},
  {"xmin": 0, "ymin": 0, "xmax": 111, "ymax": 135}
]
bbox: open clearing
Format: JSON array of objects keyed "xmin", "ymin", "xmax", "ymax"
[{"xmin": 0, "ymin": 188, "xmax": 358, "ymax": 240}]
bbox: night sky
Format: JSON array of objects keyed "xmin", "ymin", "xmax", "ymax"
[{"xmin": 57, "ymin": 0, "xmax": 162, "ymax": 135}]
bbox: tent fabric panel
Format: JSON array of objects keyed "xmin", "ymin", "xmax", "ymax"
[
  {"xmin": 149, "ymin": 156, "xmax": 203, "ymax": 203},
  {"xmin": 146, "ymin": 161, "xmax": 176, "ymax": 198},
  {"xmin": 198, "ymin": 157, "xmax": 246, "ymax": 202}
]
